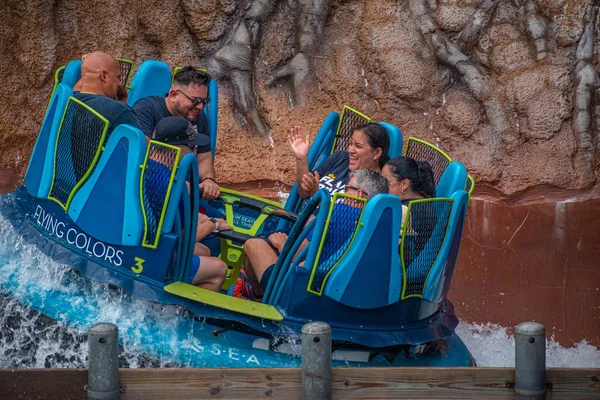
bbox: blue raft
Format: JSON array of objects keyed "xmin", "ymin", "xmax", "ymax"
[{"xmin": 0, "ymin": 59, "xmax": 475, "ymax": 367}]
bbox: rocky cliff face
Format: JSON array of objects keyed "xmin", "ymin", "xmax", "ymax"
[
  {"xmin": 1, "ymin": 0, "xmax": 599, "ymax": 195},
  {"xmin": 1, "ymin": 0, "xmax": 600, "ymax": 346}
]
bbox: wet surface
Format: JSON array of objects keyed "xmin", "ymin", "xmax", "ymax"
[
  {"xmin": 0, "ymin": 168, "xmax": 21, "ymax": 194},
  {"xmin": 221, "ymin": 180, "xmax": 291, "ymax": 202},
  {"xmin": 452, "ymin": 189, "xmax": 600, "ymax": 347}
]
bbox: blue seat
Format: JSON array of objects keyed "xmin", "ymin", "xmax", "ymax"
[
  {"xmin": 61, "ymin": 60, "xmax": 82, "ymax": 88},
  {"xmin": 126, "ymin": 60, "xmax": 172, "ymax": 107},
  {"xmin": 404, "ymin": 137, "xmax": 474, "ymax": 198},
  {"xmin": 68, "ymin": 125, "xmax": 147, "ymax": 246},
  {"xmin": 26, "ymin": 84, "xmax": 73, "ymax": 199},
  {"xmin": 436, "ymin": 161, "xmax": 467, "ymax": 198},
  {"xmin": 259, "ymin": 189, "xmax": 469, "ymax": 336}
]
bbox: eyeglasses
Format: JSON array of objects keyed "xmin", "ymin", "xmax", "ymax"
[
  {"xmin": 344, "ymin": 185, "xmax": 368, "ymax": 196},
  {"xmin": 176, "ymin": 90, "xmax": 211, "ymax": 107}
]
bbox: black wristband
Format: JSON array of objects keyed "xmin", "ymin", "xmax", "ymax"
[{"xmin": 201, "ymin": 177, "xmax": 217, "ymax": 184}]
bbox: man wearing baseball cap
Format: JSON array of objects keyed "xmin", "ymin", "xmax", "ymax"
[{"xmin": 148, "ymin": 116, "xmax": 230, "ymax": 292}]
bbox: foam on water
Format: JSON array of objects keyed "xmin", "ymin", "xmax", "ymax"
[
  {"xmin": 456, "ymin": 322, "xmax": 600, "ymax": 368},
  {"xmin": 1, "ymin": 197, "xmax": 598, "ymax": 369}
]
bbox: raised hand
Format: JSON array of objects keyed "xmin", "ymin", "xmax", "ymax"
[
  {"xmin": 301, "ymin": 171, "xmax": 320, "ymax": 197},
  {"xmin": 288, "ymin": 126, "xmax": 310, "ymax": 160}
]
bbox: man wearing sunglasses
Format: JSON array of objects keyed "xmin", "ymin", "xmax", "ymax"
[{"xmin": 133, "ymin": 67, "xmax": 220, "ymax": 200}]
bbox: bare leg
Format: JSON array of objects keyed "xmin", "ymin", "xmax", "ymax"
[
  {"xmin": 243, "ymin": 238, "xmax": 279, "ymax": 297},
  {"xmin": 194, "ymin": 242, "xmax": 211, "ymax": 257},
  {"xmin": 192, "ymin": 256, "xmax": 227, "ymax": 292}
]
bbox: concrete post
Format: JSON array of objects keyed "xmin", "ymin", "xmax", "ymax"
[
  {"xmin": 302, "ymin": 321, "xmax": 332, "ymax": 400},
  {"xmin": 87, "ymin": 323, "xmax": 120, "ymax": 400},
  {"xmin": 515, "ymin": 322, "xmax": 547, "ymax": 398}
]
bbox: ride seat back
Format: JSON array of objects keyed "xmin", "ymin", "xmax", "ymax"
[
  {"xmin": 330, "ymin": 106, "xmax": 371, "ymax": 153},
  {"xmin": 405, "ymin": 137, "xmax": 452, "ymax": 185},
  {"xmin": 67, "ymin": 124, "xmax": 146, "ymax": 246},
  {"xmin": 127, "ymin": 60, "xmax": 172, "ymax": 107},
  {"xmin": 307, "ymin": 193, "xmax": 367, "ymax": 296},
  {"xmin": 465, "ymin": 174, "xmax": 475, "ymax": 197},
  {"xmin": 436, "ymin": 161, "xmax": 467, "ymax": 197},
  {"xmin": 117, "ymin": 58, "xmax": 134, "ymax": 89},
  {"xmin": 26, "ymin": 83, "xmax": 74, "ymax": 199},
  {"xmin": 400, "ymin": 198, "xmax": 453, "ymax": 299},
  {"xmin": 323, "ymin": 194, "xmax": 402, "ymax": 309},
  {"xmin": 140, "ymin": 141, "xmax": 181, "ymax": 249},
  {"xmin": 48, "ymin": 97, "xmax": 109, "ymax": 210}
]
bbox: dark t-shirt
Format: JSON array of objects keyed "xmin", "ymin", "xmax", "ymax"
[
  {"xmin": 314, "ymin": 151, "xmax": 351, "ymax": 196},
  {"xmin": 74, "ymin": 92, "xmax": 138, "ymax": 136},
  {"xmin": 132, "ymin": 96, "xmax": 211, "ymax": 154}
]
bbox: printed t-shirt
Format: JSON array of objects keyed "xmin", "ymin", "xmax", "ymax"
[
  {"xmin": 314, "ymin": 151, "xmax": 351, "ymax": 196},
  {"xmin": 132, "ymin": 96, "xmax": 211, "ymax": 154}
]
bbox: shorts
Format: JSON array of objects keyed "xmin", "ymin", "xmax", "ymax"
[
  {"xmin": 259, "ymin": 264, "xmax": 276, "ymax": 290},
  {"xmin": 187, "ymin": 255, "xmax": 201, "ymax": 283}
]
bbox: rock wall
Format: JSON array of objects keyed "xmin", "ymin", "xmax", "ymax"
[
  {"xmin": 1, "ymin": 1, "xmax": 600, "ymax": 346},
  {"xmin": 1, "ymin": 0, "xmax": 599, "ymax": 194}
]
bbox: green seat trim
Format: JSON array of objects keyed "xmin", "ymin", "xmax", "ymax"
[
  {"xmin": 330, "ymin": 105, "xmax": 371, "ymax": 153},
  {"xmin": 172, "ymin": 66, "xmax": 209, "ymax": 83},
  {"xmin": 116, "ymin": 58, "xmax": 134, "ymax": 89},
  {"xmin": 47, "ymin": 97, "xmax": 109, "ymax": 211},
  {"xmin": 164, "ymin": 282, "xmax": 284, "ymax": 321},
  {"xmin": 217, "ymin": 188, "xmax": 284, "ymax": 290},
  {"xmin": 400, "ymin": 198, "xmax": 453, "ymax": 299},
  {"xmin": 50, "ymin": 66, "xmax": 66, "ymax": 100},
  {"xmin": 306, "ymin": 192, "xmax": 366, "ymax": 296},
  {"xmin": 466, "ymin": 174, "xmax": 475, "ymax": 197},
  {"xmin": 139, "ymin": 141, "xmax": 181, "ymax": 249}
]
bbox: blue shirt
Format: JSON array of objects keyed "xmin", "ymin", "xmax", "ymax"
[{"xmin": 314, "ymin": 151, "xmax": 351, "ymax": 196}]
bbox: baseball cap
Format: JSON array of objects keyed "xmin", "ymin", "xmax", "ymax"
[{"xmin": 152, "ymin": 116, "xmax": 210, "ymax": 148}]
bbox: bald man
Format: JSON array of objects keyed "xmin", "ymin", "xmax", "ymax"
[
  {"xmin": 69, "ymin": 52, "xmax": 138, "ymax": 180},
  {"xmin": 73, "ymin": 51, "xmax": 138, "ymax": 137}
]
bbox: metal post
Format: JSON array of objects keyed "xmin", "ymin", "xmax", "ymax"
[
  {"xmin": 87, "ymin": 323, "xmax": 120, "ymax": 400},
  {"xmin": 515, "ymin": 322, "xmax": 546, "ymax": 398},
  {"xmin": 302, "ymin": 321, "xmax": 332, "ymax": 400}
]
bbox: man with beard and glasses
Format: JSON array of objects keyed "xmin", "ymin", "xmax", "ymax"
[{"xmin": 133, "ymin": 67, "xmax": 220, "ymax": 200}]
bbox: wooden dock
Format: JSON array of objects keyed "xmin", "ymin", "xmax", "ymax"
[{"xmin": 1, "ymin": 367, "xmax": 598, "ymax": 399}]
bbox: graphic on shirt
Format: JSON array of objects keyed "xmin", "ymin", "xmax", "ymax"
[{"xmin": 319, "ymin": 174, "xmax": 346, "ymax": 196}]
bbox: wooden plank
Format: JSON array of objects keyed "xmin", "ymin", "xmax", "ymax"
[
  {"xmin": 0, "ymin": 367, "xmax": 598, "ymax": 400},
  {"xmin": 0, "ymin": 369, "xmax": 87, "ymax": 400}
]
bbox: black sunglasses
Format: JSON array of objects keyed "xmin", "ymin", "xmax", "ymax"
[
  {"xmin": 176, "ymin": 90, "xmax": 211, "ymax": 107},
  {"xmin": 344, "ymin": 184, "xmax": 368, "ymax": 196}
]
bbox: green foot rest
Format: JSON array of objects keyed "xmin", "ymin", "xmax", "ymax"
[{"xmin": 164, "ymin": 282, "xmax": 283, "ymax": 321}]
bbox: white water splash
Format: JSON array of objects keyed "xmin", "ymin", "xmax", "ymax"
[{"xmin": 456, "ymin": 322, "xmax": 600, "ymax": 368}]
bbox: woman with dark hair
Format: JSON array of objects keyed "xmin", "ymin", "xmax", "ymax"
[
  {"xmin": 382, "ymin": 156, "xmax": 436, "ymax": 255},
  {"xmin": 290, "ymin": 122, "xmax": 390, "ymax": 198},
  {"xmin": 382, "ymin": 156, "xmax": 435, "ymax": 201}
]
